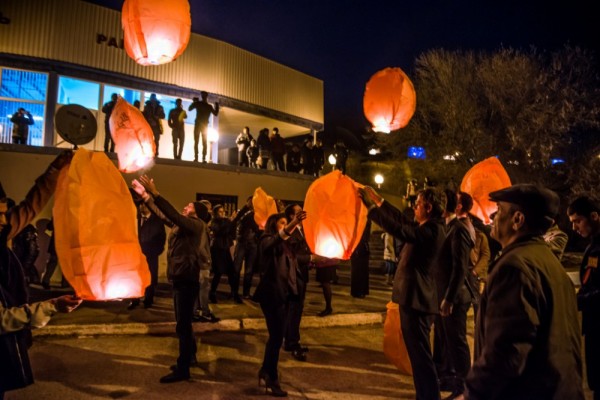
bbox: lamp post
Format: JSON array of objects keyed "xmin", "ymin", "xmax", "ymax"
[
  {"xmin": 374, "ymin": 174, "xmax": 384, "ymax": 189},
  {"xmin": 328, "ymin": 154, "xmax": 337, "ymax": 172}
]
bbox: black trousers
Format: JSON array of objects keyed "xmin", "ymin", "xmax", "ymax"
[
  {"xmin": 586, "ymin": 326, "xmax": 600, "ymax": 396},
  {"xmin": 172, "ymin": 279, "xmax": 199, "ymax": 373},
  {"xmin": 193, "ymin": 123, "xmax": 207, "ymax": 161},
  {"xmin": 400, "ymin": 305, "xmax": 440, "ymax": 400},
  {"xmin": 284, "ymin": 270, "xmax": 307, "ymax": 349},
  {"xmin": 233, "ymin": 242, "xmax": 257, "ymax": 296},
  {"xmin": 143, "ymin": 253, "xmax": 159, "ymax": 306},
  {"xmin": 261, "ymin": 300, "xmax": 287, "ymax": 380},
  {"xmin": 434, "ymin": 302, "xmax": 471, "ymax": 383},
  {"xmin": 350, "ymin": 253, "xmax": 370, "ymax": 297},
  {"xmin": 272, "ymin": 153, "xmax": 285, "ymax": 171},
  {"xmin": 103, "ymin": 126, "xmax": 114, "ymax": 152}
]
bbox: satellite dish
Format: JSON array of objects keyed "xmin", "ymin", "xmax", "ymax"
[{"xmin": 55, "ymin": 104, "xmax": 97, "ymax": 146}]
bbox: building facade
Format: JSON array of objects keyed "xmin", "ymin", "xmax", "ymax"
[{"xmin": 0, "ymin": 0, "xmax": 324, "ymax": 163}]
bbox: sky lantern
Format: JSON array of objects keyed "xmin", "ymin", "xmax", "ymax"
[
  {"xmin": 460, "ymin": 157, "xmax": 512, "ymax": 224},
  {"xmin": 253, "ymin": 187, "xmax": 278, "ymax": 230},
  {"xmin": 53, "ymin": 148, "xmax": 150, "ymax": 300},
  {"xmin": 363, "ymin": 67, "xmax": 416, "ymax": 133},
  {"xmin": 110, "ymin": 97, "xmax": 155, "ymax": 172},
  {"xmin": 122, "ymin": 0, "xmax": 191, "ymax": 66},
  {"xmin": 303, "ymin": 171, "xmax": 368, "ymax": 259}
]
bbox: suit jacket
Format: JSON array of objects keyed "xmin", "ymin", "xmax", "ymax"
[
  {"xmin": 369, "ymin": 201, "xmax": 445, "ymax": 314},
  {"xmin": 436, "ymin": 217, "xmax": 474, "ymax": 305},
  {"xmin": 138, "ymin": 212, "xmax": 166, "ymax": 257},
  {"xmin": 287, "ymin": 227, "xmax": 311, "ymax": 283}
]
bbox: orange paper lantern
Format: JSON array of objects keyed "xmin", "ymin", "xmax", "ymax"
[
  {"xmin": 110, "ymin": 97, "xmax": 155, "ymax": 172},
  {"xmin": 460, "ymin": 157, "xmax": 512, "ymax": 224},
  {"xmin": 53, "ymin": 149, "xmax": 150, "ymax": 300},
  {"xmin": 122, "ymin": 0, "xmax": 191, "ymax": 66},
  {"xmin": 253, "ymin": 187, "xmax": 278, "ymax": 230},
  {"xmin": 303, "ymin": 171, "xmax": 368, "ymax": 260},
  {"xmin": 363, "ymin": 67, "xmax": 417, "ymax": 133}
]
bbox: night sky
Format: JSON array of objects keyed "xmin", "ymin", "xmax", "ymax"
[{"xmin": 88, "ymin": 0, "xmax": 598, "ymax": 132}]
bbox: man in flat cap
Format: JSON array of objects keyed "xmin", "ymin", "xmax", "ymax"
[
  {"xmin": 132, "ymin": 175, "xmax": 211, "ymax": 384},
  {"xmin": 461, "ymin": 184, "xmax": 583, "ymax": 400},
  {"xmin": 567, "ymin": 196, "xmax": 600, "ymax": 400}
]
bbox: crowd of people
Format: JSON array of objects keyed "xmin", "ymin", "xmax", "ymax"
[
  {"xmin": 1, "ymin": 152, "xmax": 598, "ymax": 400},
  {"xmin": 236, "ymin": 126, "xmax": 332, "ymax": 176}
]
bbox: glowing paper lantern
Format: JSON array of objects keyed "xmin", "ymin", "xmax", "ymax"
[
  {"xmin": 460, "ymin": 157, "xmax": 512, "ymax": 224},
  {"xmin": 363, "ymin": 67, "xmax": 416, "ymax": 133},
  {"xmin": 109, "ymin": 97, "xmax": 155, "ymax": 173},
  {"xmin": 253, "ymin": 187, "xmax": 278, "ymax": 230},
  {"xmin": 122, "ymin": 0, "xmax": 191, "ymax": 66},
  {"xmin": 303, "ymin": 171, "xmax": 368, "ymax": 260},
  {"xmin": 53, "ymin": 148, "xmax": 150, "ymax": 300}
]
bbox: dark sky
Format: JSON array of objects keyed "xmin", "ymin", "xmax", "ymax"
[{"xmin": 89, "ymin": 0, "xmax": 598, "ymax": 132}]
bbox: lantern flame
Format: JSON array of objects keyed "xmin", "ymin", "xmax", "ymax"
[{"xmin": 316, "ymin": 236, "xmax": 345, "ymax": 259}]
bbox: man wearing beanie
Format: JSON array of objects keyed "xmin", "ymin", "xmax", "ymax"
[
  {"xmin": 463, "ymin": 184, "xmax": 583, "ymax": 399},
  {"xmin": 132, "ymin": 175, "xmax": 210, "ymax": 384}
]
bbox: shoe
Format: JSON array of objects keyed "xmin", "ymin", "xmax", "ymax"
[
  {"xmin": 284, "ymin": 344, "xmax": 308, "ymax": 353},
  {"xmin": 159, "ymin": 369, "xmax": 190, "ymax": 383},
  {"xmin": 233, "ymin": 295, "xmax": 243, "ymax": 304},
  {"xmin": 127, "ymin": 299, "xmax": 140, "ymax": 310},
  {"xmin": 291, "ymin": 348, "xmax": 307, "ymax": 362},
  {"xmin": 170, "ymin": 357, "xmax": 198, "ymax": 371},
  {"xmin": 258, "ymin": 368, "xmax": 287, "ymax": 397},
  {"xmin": 194, "ymin": 313, "xmax": 221, "ymax": 323},
  {"xmin": 352, "ymin": 294, "xmax": 366, "ymax": 299},
  {"xmin": 317, "ymin": 308, "xmax": 332, "ymax": 317}
]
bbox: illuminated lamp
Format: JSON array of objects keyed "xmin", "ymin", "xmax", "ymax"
[
  {"xmin": 363, "ymin": 67, "xmax": 416, "ymax": 133},
  {"xmin": 303, "ymin": 171, "xmax": 368, "ymax": 259},
  {"xmin": 110, "ymin": 97, "xmax": 155, "ymax": 172},
  {"xmin": 53, "ymin": 149, "xmax": 151, "ymax": 300},
  {"xmin": 407, "ymin": 146, "xmax": 426, "ymax": 160},
  {"xmin": 550, "ymin": 158, "xmax": 565, "ymax": 165},
  {"xmin": 374, "ymin": 174, "xmax": 384, "ymax": 188},
  {"xmin": 253, "ymin": 187, "xmax": 278, "ymax": 230},
  {"xmin": 122, "ymin": 0, "xmax": 191, "ymax": 66},
  {"xmin": 328, "ymin": 154, "xmax": 337, "ymax": 166},
  {"xmin": 460, "ymin": 157, "xmax": 512, "ymax": 224}
]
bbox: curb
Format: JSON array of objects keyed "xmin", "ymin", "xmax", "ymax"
[{"xmin": 33, "ymin": 312, "xmax": 385, "ymax": 338}]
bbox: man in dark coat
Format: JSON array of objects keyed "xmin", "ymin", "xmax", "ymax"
[
  {"xmin": 282, "ymin": 203, "xmax": 313, "ymax": 361},
  {"xmin": 464, "ymin": 184, "xmax": 583, "ymax": 400},
  {"xmin": 567, "ymin": 196, "xmax": 600, "ymax": 400},
  {"xmin": 142, "ymin": 93, "xmax": 166, "ymax": 157},
  {"xmin": 433, "ymin": 191, "xmax": 474, "ymax": 398},
  {"xmin": 128, "ymin": 202, "xmax": 166, "ymax": 309},
  {"xmin": 10, "ymin": 108, "xmax": 34, "ymax": 145},
  {"xmin": 167, "ymin": 98, "xmax": 187, "ymax": 160},
  {"xmin": 270, "ymin": 128, "xmax": 286, "ymax": 171},
  {"xmin": 101, "ymin": 93, "xmax": 118, "ymax": 152},
  {"xmin": 0, "ymin": 153, "xmax": 82, "ymax": 400},
  {"xmin": 231, "ymin": 196, "xmax": 260, "ymax": 300},
  {"xmin": 132, "ymin": 175, "xmax": 210, "ymax": 384},
  {"xmin": 360, "ymin": 186, "xmax": 446, "ymax": 400},
  {"xmin": 188, "ymin": 91, "xmax": 219, "ymax": 163}
]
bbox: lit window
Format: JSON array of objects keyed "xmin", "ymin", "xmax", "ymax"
[{"xmin": 57, "ymin": 77, "xmax": 100, "ymax": 110}]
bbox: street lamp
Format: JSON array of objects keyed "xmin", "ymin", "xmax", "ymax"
[
  {"xmin": 328, "ymin": 154, "xmax": 337, "ymax": 171},
  {"xmin": 374, "ymin": 174, "xmax": 384, "ymax": 189}
]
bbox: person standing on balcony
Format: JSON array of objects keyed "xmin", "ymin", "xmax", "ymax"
[
  {"xmin": 168, "ymin": 98, "xmax": 187, "ymax": 160},
  {"xmin": 188, "ymin": 91, "xmax": 219, "ymax": 163},
  {"xmin": 10, "ymin": 108, "xmax": 34, "ymax": 145},
  {"xmin": 101, "ymin": 93, "xmax": 118, "ymax": 152}
]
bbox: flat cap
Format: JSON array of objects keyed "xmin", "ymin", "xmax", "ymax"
[{"xmin": 489, "ymin": 184, "xmax": 560, "ymax": 220}]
